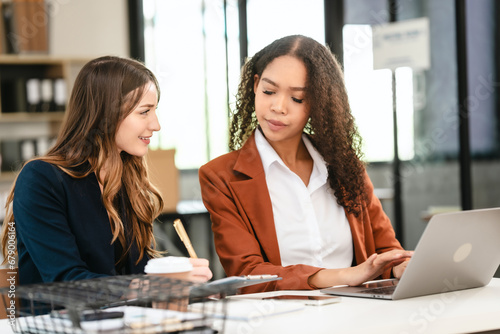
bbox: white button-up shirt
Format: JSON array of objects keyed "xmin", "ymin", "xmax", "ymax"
[{"xmin": 255, "ymin": 129, "xmax": 353, "ymax": 268}]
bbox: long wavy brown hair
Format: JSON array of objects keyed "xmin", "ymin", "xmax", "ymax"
[
  {"xmin": 230, "ymin": 35, "xmax": 367, "ymax": 216},
  {"xmin": 1, "ymin": 56, "xmax": 164, "ymax": 264}
]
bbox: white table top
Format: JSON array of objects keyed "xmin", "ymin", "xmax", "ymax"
[
  {"xmin": 1, "ymin": 278, "xmax": 499, "ymax": 334},
  {"xmin": 221, "ymin": 278, "xmax": 500, "ymax": 334}
]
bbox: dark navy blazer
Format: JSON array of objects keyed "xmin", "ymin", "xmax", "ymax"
[{"xmin": 13, "ymin": 160, "xmax": 148, "ymax": 285}]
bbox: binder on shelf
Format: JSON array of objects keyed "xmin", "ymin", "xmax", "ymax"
[
  {"xmin": 40, "ymin": 78, "xmax": 54, "ymax": 112},
  {"xmin": 1, "ymin": 77, "xmax": 67, "ymax": 113},
  {"xmin": 0, "ymin": 1, "xmax": 5, "ymax": 54},
  {"xmin": 26, "ymin": 78, "xmax": 41, "ymax": 112},
  {"xmin": 9, "ymin": 0, "xmax": 28, "ymax": 53},
  {"xmin": 9, "ymin": 0, "xmax": 48, "ymax": 54},
  {"xmin": 53, "ymin": 78, "xmax": 67, "ymax": 111},
  {"xmin": 32, "ymin": 0, "xmax": 48, "ymax": 53},
  {"xmin": 20, "ymin": 139, "xmax": 36, "ymax": 161},
  {"xmin": 0, "ymin": 78, "xmax": 27, "ymax": 112},
  {"xmin": 1, "ymin": 1, "xmax": 17, "ymax": 54}
]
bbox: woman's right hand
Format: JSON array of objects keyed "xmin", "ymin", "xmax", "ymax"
[
  {"xmin": 308, "ymin": 250, "xmax": 413, "ymax": 288},
  {"xmin": 187, "ymin": 258, "xmax": 213, "ymax": 283},
  {"xmin": 345, "ymin": 250, "xmax": 413, "ymax": 286}
]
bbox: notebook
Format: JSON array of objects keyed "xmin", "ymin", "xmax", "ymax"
[
  {"xmin": 189, "ymin": 299, "xmax": 305, "ymax": 321},
  {"xmin": 320, "ymin": 207, "xmax": 500, "ymax": 300}
]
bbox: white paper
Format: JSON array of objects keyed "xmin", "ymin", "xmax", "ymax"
[{"xmin": 372, "ymin": 17, "xmax": 430, "ymax": 70}]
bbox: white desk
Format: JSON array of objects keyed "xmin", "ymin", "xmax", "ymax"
[
  {"xmin": 221, "ymin": 278, "xmax": 500, "ymax": 334},
  {"xmin": 1, "ymin": 278, "xmax": 499, "ymax": 334}
]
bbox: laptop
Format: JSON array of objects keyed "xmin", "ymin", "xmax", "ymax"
[{"xmin": 321, "ymin": 207, "xmax": 500, "ymax": 300}]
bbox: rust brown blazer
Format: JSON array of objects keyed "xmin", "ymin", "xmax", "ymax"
[{"xmin": 199, "ymin": 132, "xmax": 402, "ymax": 293}]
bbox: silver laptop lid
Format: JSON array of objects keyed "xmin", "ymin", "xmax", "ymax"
[{"xmin": 393, "ymin": 207, "xmax": 500, "ymax": 299}]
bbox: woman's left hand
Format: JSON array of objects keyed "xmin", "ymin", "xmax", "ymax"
[
  {"xmin": 188, "ymin": 258, "xmax": 213, "ymax": 283},
  {"xmin": 392, "ymin": 257, "xmax": 411, "ymax": 279}
]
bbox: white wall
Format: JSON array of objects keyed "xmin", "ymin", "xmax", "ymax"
[{"xmin": 48, "ymin": 0, "xmax": 129, "ymax": 57}]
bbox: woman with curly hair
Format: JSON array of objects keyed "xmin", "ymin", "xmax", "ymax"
[
  {"xmin": 1, "ymin": 56, "xmax": 212, "ymax": 285},
  {"xmin": 199, "ymin": 35, "xmax": 411, "ymax": 292}
]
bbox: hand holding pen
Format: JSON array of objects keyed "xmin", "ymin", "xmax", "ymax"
[
  {"xmin": 172, "ymin": 219, "xmax": 212, "ymax": 282},
  {"xmin": 173, "ymin": 219, "xmax": 198, "ymax": 258}
]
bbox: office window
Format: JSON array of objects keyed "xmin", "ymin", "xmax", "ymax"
[
  {"xmin": 246, "ymin": 0, "xmax": 325, "ymax": 55},
  {"xmin": 144, "ymin": 0, "xmax": 324, "ymax": 169},
  {"xmin": 143, "ymin": 0, "xmax": 239, "ymax": 169},
  {"xmin": 343, "ymin": 24, "xmax": 415, "ymax": 162}
]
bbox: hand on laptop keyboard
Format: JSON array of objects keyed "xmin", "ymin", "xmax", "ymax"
[{"xmin": 348, "ymin": 250, "xmax": 413, "ymax": 287}]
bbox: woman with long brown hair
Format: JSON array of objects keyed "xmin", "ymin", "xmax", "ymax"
[
  {"xmin": 199, "ymin": 35, "xmax": 411, "ymax": 293},
  {"xmin": 1, "ymin": 56, "xmax": 212, "ymax": 285}
]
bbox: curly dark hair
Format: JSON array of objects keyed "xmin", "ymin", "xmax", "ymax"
[{"xmin": 229, "ymin": 35, "xmax": 367, "ymax": 216}]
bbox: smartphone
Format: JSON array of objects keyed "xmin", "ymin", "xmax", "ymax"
[{"xmin": 262, "ymin": 295, "xmax": 341, "ymax": 306}]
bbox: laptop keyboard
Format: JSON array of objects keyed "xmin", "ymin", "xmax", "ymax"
[{"xmin": 359, "ymin": 285, "xmax": 397, "ymax": 295}]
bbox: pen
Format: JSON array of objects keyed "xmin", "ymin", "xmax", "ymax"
[{"xmin": 173, "ymin": 219, "xmax": 198, "ymax": 258}]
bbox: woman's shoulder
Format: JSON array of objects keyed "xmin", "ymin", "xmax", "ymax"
[
  {"xmin": 19, "ymin": 159, "xmax": 58, "ymax": 176},
  {"xmin": 22, "ymin": 159, "xmax": 53, "ymax": 168},
  {"xmin": 202, "ymin": 134, "xmax": 260, "ymax": 170},
  {"xmin": 17, "ymin": 160, "xmax": 64, "ymax": 185},
  {"xmin": 201, "ymin": 150, "xmax": 240, "ymax": 170}
]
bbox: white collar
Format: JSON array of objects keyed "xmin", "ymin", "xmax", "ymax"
[{"xmin": 254, "ymin": 129, "xmax": 328, "ymax": 185}]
